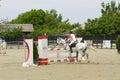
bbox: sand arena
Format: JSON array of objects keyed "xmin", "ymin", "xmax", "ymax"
[{"xmin": 0, "ymin": 48, "xmax": 120, "ymax": 80}]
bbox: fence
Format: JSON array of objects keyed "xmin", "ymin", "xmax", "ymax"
[
  {"xmin": 5, "ymin": 35, "xmax": 117, "ymax": 49},
  {"xmin": 6, "ymin": 41, "xmax": 23, "ymax": 49},
  {"xmin": 87, "ymin": 40, "xmax": 116, "ymax": 49}
]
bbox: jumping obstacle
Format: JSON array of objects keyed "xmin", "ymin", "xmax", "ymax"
[
  {"xmin": 47, "ymin": 47, "xmax": 77, "ymax": 63},
  {"xmin": 48, "ymin": 47, "xmax": 66, "ymax": 51},
  {"xmin": 38, "ymin": 36, "xmax": 48, "ymax": 65},
  {"xmin": 22, "ymin": 39, "xmax": 34, "ymax": 67},
  {"xmin": 22, "ymin": 36, "xmax": 77, "ymax": 67},
  {"xmin": 37, "ymin": 36, "xmax": 77, "ymax": 65}
]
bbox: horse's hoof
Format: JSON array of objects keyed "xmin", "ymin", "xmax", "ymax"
[
  {"xmin": 81, "ymin": 57, "xmax": 86, "ymax": 61},
  {"xmin": 87, "ymin": 61, "xmax": 90, "ymax": 63}
]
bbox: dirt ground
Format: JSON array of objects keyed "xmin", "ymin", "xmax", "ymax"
[{"xmin": 0, "ymin": 48, "xmax": 120, "ymax": 80}]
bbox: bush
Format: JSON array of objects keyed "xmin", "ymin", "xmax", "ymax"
[
  {"xmin": 116, "ymin": 35, "xmax": 120, "ymax": 54},
  {"xmin": 33, "ymin": 42, "xmax": 39, "ymax": 64}
]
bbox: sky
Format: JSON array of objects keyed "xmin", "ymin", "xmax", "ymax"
[{"xmin": 0, "ymin": 0, "xmax": 120, "ymax": 24}]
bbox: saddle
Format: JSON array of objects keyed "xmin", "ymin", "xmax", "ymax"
[{"xmin": 69, "ymin": 42, "xmax": 77, "ymax": 47}]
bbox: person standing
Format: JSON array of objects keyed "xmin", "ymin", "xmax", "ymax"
[
  {"xmin": 1, "ymin": 40, "xmax": 7, "ymax": 55},
  {"xmin": 0, "ymin": 37, "xmax": 3, "ymax": 45},
  {"xmin": 0, "ymin": 37, "xmax": 3, "ymax": 53}
]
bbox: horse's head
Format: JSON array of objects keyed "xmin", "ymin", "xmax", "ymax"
[
  {"xmin": 56, "ymin": 37, "xmax": 67, "ymax": 48},
  {"xmin": 57, "ymin": 37, "xmax": 66, "ymax": 45}
]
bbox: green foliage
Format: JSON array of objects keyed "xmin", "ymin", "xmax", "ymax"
[
  {"xmin": 33, "ymin": 42, "xmax": 39, "ymax": 64},
  {"xmin": 0, "ymin": 27, "xmax": 23, "ymax": 40},
  {"xmin": 69, "ymin": 22, "xmax": 83, "ymax": 37},
  {"xmin": 0, "ymin": 29, "xmax": 10, "ymax": 40},
  {"xmin": 10, "ymin": 9, "xmax": 73, "ymax": 36},
  {"xmin": 83, "ymin": 1, "xmax": 120, "ymax": 37},
  {"xmin": 11, "ymin": 27, "xmax": 23, "ymax": 40},
  {"xmin": 116, "ymin": 35, "xmax": 120, "ymax": 50},
  {"xmin": 101, "ymin": 1, "xmax": 120, "ymax": 15}
]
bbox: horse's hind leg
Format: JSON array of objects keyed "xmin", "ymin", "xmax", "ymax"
[
  {"xmin": 76, "ymin": 51, "xmax": 78, "ymax": 61},
  {"xmin": 82, "ymin": 52, "xmax": 89, "ymax": 60},
  {"xmin": 86, "ymin": 53, "xmax": 89, "ymax": 59},
  {"xmin": 82, "ymin": 47, "xmax": 88, "ymax": 60}
]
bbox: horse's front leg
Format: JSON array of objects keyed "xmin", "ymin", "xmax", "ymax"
[{"xmin": 77, "ymin": 50, "xmax": 83, "ymax": 61}]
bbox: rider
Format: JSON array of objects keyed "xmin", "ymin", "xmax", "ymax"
[{"xmin": 67, "ymin": 31, "xmax": 77, "ymax": 53}]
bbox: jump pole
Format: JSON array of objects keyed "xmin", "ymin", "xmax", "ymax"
[
  {"xmin": 22, "ymin": 38, "xmax": 34, "ymax": 67},
  {"xmin": 37, "ymin": 36, "xmax": 77, "ymax": 65}
]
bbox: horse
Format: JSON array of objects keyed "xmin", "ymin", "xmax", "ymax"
[{"xmin": 56, "ymin": 37, "xmax": 89, "ymax": 62}]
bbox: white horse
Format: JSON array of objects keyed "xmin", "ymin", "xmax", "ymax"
[{"xmin": 56, "ymin": 37, "xmax": 89, "ymax": 61}]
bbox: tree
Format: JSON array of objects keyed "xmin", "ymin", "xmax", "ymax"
[
  {"xmin": 71, "ymin": 23, "xmax": 84, "ymax": 37},
  {"xmin": 10, "ymin": 27, "xmax": 23, "ymax": 41},
  {"xmin": 101, "ymin": 1, "xmax": 120, "ymax": 15},
  {"xmin": 83, "ymin": 1, "xmax": 120, "ymax": 38},
  {"xmin": 10, "ymin": 9, "xmax": 73, "ymax": 36},
  {"xmin": 33, "ymin": 42, "xmax": 39, "ymax": 64},
  {"xmin": 116, "ymin": 35, "xmax": 120, "ymax": 53},
  {"xmin": 0, "ymin": 27, "xmax": 23, "ymax": 41}
]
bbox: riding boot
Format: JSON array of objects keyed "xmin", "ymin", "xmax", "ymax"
[{"xmin": 69, "ymin": 45, "xmax": 73, "ymax": 53}]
